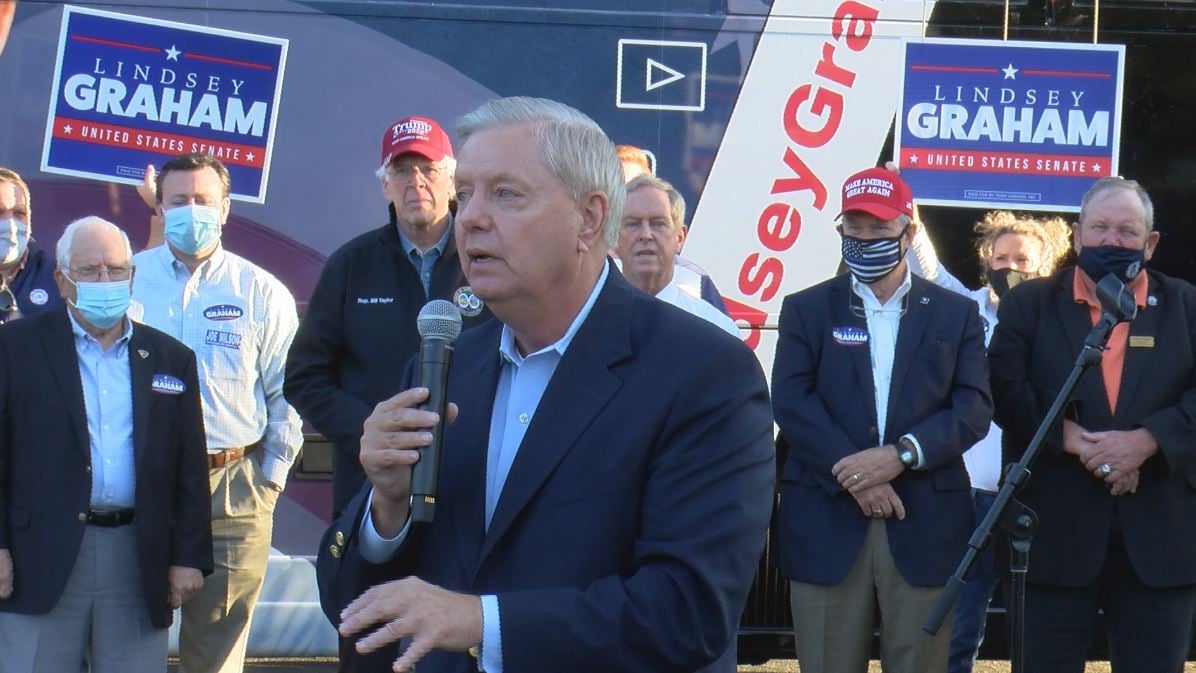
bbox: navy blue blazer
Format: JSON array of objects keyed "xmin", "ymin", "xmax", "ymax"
[
  {"xmin": 0, "ymin": 309, "xmax": 212, "ymax": 628},
  {"xmin": 317, "ymin": 270, "xmax": 776, "ymax": 673},
  {"xmin": 772, "ymin": 273, "xmax": 992, "ymax": 587}
]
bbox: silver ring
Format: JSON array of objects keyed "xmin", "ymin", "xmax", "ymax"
[
  {"xmin": 852, "ymin": 473, "xmax": 861, "ymax": 482},
  {"xmin": 1098, "ymin": 463, "xmax": 1112, "ymax": 476}
]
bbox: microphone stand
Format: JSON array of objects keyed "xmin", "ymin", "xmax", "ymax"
[{"xmin": 922, "ymin": 309, "xmax": 1121, "ymax": 673}]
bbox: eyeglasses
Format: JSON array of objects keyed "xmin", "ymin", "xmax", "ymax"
[
  {"xmin": 849, "ymin": 290, "xmax": 909, "ymax": 320},
  {"xmin": 68, "ymin": 265, "xmax": 133, "ymax": 282},
  {"xmin": 387, "ymin": 164, "xmax": 445, "ymax": 183}
]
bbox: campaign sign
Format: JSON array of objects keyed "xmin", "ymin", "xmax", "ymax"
[
  {"xmin": 41, "ymin": 6, "xmax": 289, "ymax": 203},
  {"xmin": 895, "ymin": 38, "xmax": 1124, "ymax": 212}
]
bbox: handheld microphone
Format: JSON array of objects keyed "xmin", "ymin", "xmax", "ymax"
[
  {"xmin": 410, "ymin": 300, "xmax": 463, "ymax": 524},
  {"xmin": 1096, "ymin": 273, "xmax": 1138, "ymax": 324}
]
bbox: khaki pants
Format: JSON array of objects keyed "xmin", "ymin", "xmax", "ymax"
[
  {"xmin": 789, "ymin": 519, "xmax": 951, "ymax": 673},
  {"xmin": 179, "ymin": 454, "xmax": 278, "ymax": 673}
]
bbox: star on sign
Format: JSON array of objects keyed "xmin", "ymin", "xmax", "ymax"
[
  {"xmin": 246, "ymin": 152, "xmax": 255, "ymax": 162},
  {"xmin": 164, "ymin": 45, "xmax": 181, "ymax": 61},
  {"xmin": 908, "ymin": 153, "xmax": 919, "ymax": 164},
  {"xmin": 63, "ymin": 124, "xmax": 73, "ymax": 135},
  {"xmin": 1002, "ymin": 63, "xmax": 1018, "ymax": 80},
  {"xmin": 1092, "ymin": 162, "xmax": 1103, "ymax": 173}
]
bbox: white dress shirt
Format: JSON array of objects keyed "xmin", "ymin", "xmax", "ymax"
[
  {"xmin": 655, "ymin": 275, "xmax": 740, "ymax": 337},
  {"xmin": 131, "ymin": 244, "xmax": 302, "ymax": 487},
  {"xmin": 850, "ymin": 269, "xmax": 925, "ymax": 466}
]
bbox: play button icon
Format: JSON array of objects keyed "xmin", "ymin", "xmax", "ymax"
[
  {"xmin": 646, "ymin": 58, "xmax": 685, "ymax": 91},
  {"xmin": 616, "ymin": 39, "xmax": 707, "ymax": 111}
]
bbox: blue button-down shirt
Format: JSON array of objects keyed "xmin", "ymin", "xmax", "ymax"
[
  {"xmin": 396, "ymin": 219, "xmax": 452, "ymax": 297},
  {"xmin": 69, "ymin": 311, "xmax": 136, "ymax": 509},
  {"xmin": 360, "ymin": 264, "xmax": 611, "ymax": 673}
]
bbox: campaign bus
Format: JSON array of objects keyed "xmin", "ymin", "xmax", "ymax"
[{"xmin": 2, "ymin": 0, "xmax": 1193, "ymax": 662}]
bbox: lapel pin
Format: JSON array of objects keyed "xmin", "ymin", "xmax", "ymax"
[
  {"xmin": 138, "ymin": 349, "xmax": 149, "ymax": 359},
  {"xmin": 1147, "ymin": 295, "xmax": 1158, "ymax": 307},
  {"xmin": 920, "ymin": 296, "xmax": 930, "ymax": 305}
]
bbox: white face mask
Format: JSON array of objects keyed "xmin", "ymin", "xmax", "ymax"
[{"xmin": 0, "ymin": 218, "xmax": 29, "ymax": 266}]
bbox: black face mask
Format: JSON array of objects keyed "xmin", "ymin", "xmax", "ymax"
[
  {"xmin": 988, "ymin": 268, "xmax": 1035, "ymax": 299},
  {"xmin": 1077, "ymin": 245, "xmax": 1145, "ymax": 283}
]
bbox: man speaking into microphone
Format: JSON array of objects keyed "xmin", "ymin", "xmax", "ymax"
[
  {"xmin": 988, "ymin": 176, "xmax": 1196, "ymax": 673},
  {"xmin": 315, "ymin": 97, "xmax": 775, "ymax": 673}
]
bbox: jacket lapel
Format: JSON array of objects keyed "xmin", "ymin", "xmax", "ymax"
[
  {"xmin": 128, "ymin": 325, "xmax": 152, "ymax": 465},
  {"xmin": 1114, "ymin": 274, "xmax": 1159, "ymax": 420},
  {"xmin": 887, "ymin": 278, "xmax": 930, "ymax": 431},
  {"xmin": 476, "ymin": 274, "xmax": 632, "ymax": 566},
  {"xmin": 829, "ymin": 278, "xmax": 877, "ymax": 430},
  {"xmin": 41, "ymin": 310, "xmax": 88, "ymax": 456},
  {"xmin": 447, "ymin": 323, "xmax": 501, "ymax": 578},
  {"xmin": 1055, "ymin": 269, "xmax": 1112, "ymax": 421}
]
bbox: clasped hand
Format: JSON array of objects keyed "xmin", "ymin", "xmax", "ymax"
[
  {"xmin": 832, "ymin": 446, "xmax": 907, "ymax": 519},
  {"xmin": 1062, "ymin": 419, "xmax": 1155, "ymax": 495}
]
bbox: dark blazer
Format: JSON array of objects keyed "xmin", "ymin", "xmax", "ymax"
[
  {"xmin": 989, "ymin": 267, "xmax": 1196, "ymax": 587},
  {"xmin": 285, "ymin": 219, "xmax": 486, "ymax": 516},
  {"xmin": 0, "ymin": 309, "xmax": 212, "ymax": 628},
  {"xmin": 772, "ymin": 273, "xmax": 992, "ymax": 587},
  {"xmin": 318, "ymin": 270, "xmax": 776, "ymax": 673}
]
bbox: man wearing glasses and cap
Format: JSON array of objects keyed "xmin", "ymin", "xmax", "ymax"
[
  {"xmin": 771, "ymin": 167, "xmax": 992, "ymax": 673},
  {"xmin": 0, "ymin": 168, "xmax": 61, "ymax": 323}
]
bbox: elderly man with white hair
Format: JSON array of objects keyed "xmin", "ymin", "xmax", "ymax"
[
  {"xmin": 0, "ymin": 216, "xmax": 211, "ymax": 673},
  {"xmin": 615, "ymin": 174, "xmax": 739, "ymax": 337},
  {"xmin": 317, "ymin": 96, "xmax": 774, "ymax": 673}
]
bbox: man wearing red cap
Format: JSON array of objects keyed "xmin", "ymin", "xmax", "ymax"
[
  {"xmin": 287, "ymin": 115, "xmax": 486, "ymax": 519},
  {"xmin": 771, "ymin": 167, "xmax": 992, "ymax": 673},
  {"xmin": 286, "ymin": 115, "xmax": 486, "ymax": 670}
]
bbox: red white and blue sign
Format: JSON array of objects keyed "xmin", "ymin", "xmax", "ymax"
[
  {"xmin": 41, "ymin": 6, "xmax": 289, "ymax": 203},
  {"xmin": 895, "ymin": 38, "xmax": 1124, "ymax": 212}
]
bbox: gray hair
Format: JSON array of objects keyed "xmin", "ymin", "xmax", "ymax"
[
  {"xmin": 1080, "ymin": 176, "xmax": 1154, "ymax": 232},
  {"xmin": 626, "ymin": 174, "xmax": 687, "ymax": 231},
  {"xmin": 456, "ymin": 97, "xmax": 625, "ymax": 247},
  {"xmin": 56, "ymin": 216, "xmax": 133, "ymax": 272},
  {"xmin": 374, "ymin": 155, "xmax": 457, "ymax": 181}
]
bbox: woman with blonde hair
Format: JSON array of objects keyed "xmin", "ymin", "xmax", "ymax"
[{"xmin": 906, "ymin": 208, "xmax": 1071, "ymax": 673}]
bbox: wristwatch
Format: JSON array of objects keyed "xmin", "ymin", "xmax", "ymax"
[{"xmin": 897, "ymin": 438, "xmax": 918, "ymax": 469}]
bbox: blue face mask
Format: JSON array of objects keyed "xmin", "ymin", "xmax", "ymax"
[
  {"xmin": 163, "ymin": 204, "xmax": 222, "ymax": 255},
  {"xmin": 67, "ymin": 277, "xmax": 131, "ymax": 329}
]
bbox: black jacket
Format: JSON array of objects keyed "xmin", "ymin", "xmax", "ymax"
[{"xmin": 285, "ymin": 216, "xmax": 487, "ymax": 515}]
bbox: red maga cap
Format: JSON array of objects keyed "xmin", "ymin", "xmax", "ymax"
[
  {"xmin": 379, "ymin": 116, "xmax": 453, "ymax": 168},
  {"xmin": 837, "ymin": 167, "xmax": 914, "ymax": 221}
]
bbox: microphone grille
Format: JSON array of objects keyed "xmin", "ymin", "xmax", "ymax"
[{"xmin": 417, "ymin": 299, "xmax": 463, "ymax": 341}]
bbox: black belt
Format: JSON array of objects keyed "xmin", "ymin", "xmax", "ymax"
[{"xmin": 87, "ymin": 508, "xmax": 135, "ymax": 527}]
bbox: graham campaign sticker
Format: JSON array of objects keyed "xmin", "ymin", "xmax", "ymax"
[
  {"xmin": 41, "ymin": 6, "xmax": 289, "ymax": 203},
  {"xmin": 895, "ymin": 38, "xmax": 1124, "ymax": 212},
  {"xmin": 151, "ymin": 373, "xmax": 185, "ymax": 395},
  {"xmin": 832, "ymin": 326, "xmax": 868, "ymax": 346},
  {"xmin": 204, "ymin": 304, "xmax": 244, "ymax": 321}
]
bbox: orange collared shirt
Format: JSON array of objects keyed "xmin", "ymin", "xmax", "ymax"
[{"xmin": 1073, "ymin": 269, "xmax": 1149, "ymax": 413}]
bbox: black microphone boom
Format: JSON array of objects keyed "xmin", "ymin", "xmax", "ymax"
[{"xmin": 410, "ymin": 299, "xmax": 463, "ymax": 524}]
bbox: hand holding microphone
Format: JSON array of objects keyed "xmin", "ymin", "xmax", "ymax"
[{"xmin": 358, "ymin": 300, "xmax": 462, "ymax": 532}]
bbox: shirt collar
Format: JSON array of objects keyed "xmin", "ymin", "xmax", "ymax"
[
  {"xmin": 67, "ymin": 309, "xmax": 133, "ymax": 351},
  {"xmin": 157, "ymin": 242, "xmax": 225, "ymax": 280},
  {"xmin": 499, "ymin": 262, "xmax": 611, "ymax": 366},
  {"xmin": 1073, "ymin": 266, "xmax": 1149, "ymax": 310},
  {"xmin": 396, "ymin": 216, "xmax": 453, "ymax": 259},
  {"xmin": 850, "ymin": 266, "xmax": 913, "ymax": 308}
]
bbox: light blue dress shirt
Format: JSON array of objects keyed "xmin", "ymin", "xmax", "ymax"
[
  {"xmin": 396, "ymin": 219, "xmax": 452, "ymax": 297},
  {"xmin": 68, "ymin": 311, "xmax": 136, "ymax": 509},
  {"xmin": 359, "ymin": 264, "xmax": 611, "ymax": 673}
]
